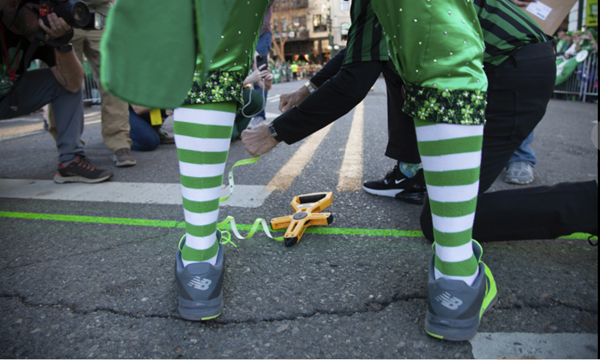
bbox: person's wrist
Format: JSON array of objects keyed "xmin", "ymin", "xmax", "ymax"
[
  {"xmin": 299, "ymin": 85, "xmax": 311, "ymax": 97},
  {"xmin": 57, "ymin": 42, "xmax": 73, "ymax": 53},
  {"xmin": 304, "ymin": 81, "xmax": 317, "ymax": 93},
  {"xmin": 268, "ymin": 122, "xmax": 283, "ymax": 142},
  {"xmin": 47, "ymin": 28, "xmax": 74, "ymax": 48}
]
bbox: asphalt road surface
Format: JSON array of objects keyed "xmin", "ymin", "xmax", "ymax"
[{"xmin": 0, "ymin": 78, "xmax": 598, "ymax": 359}]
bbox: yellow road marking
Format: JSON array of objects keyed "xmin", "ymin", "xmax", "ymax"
[
  {"xmin": 337, "ymin": 101, "xmax": 364, "ymax": 192},
  {"xmin": 265, "ymin": 124, "xmax": 334, "ymax": 191}
]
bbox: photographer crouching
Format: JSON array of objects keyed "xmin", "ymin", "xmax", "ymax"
[{"xmin": 0, "ymin": 0, "xmax": 112, "ymax": 183}]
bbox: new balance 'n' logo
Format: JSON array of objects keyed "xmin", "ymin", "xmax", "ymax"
[
  {"xmin": 435, "ymin": 292, "xmax": 463, "ymax": 310},
  {"xmin": 188, "ymin": 277, "xmax": 212, "ymax": 291}
]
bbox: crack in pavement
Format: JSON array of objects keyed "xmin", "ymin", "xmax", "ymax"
[
  {"xmin": 3, "ymin": 290, "xmax": 594, "ymax": 330},
  {"xmin": 495, "ymin": 299, "xmax": 598, "ymax": 314},
  {"xmin": 1, "ymin": 294, "xmax": 177, "ymax": 320},
  {"xmin": 0, "ymin": 292, "xmax": 429, "ymax": 327}
]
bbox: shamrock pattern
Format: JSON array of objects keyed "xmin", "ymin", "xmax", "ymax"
[
  {"xmin": 403, "ymin": 83, "xmax": 487, "ymax": 125},
  {"xmin": 182, "ymin": 70, "xmax": 245, "ymax": 106}
]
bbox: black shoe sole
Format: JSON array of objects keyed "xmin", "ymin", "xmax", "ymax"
[
  {"xmin": 53, "ymin": 173, "xmax": 113, "ymax": 184},
  {"xmin": 178, "ymin": 292, "xmax": 224, "ymax": 321},
  {"xmin": 362, "ymin": 184, "xmax": 413, "ymax": 198},
  {"xmin": 395, "ymin": 191, "xmax": 426, "ymax": 205}
]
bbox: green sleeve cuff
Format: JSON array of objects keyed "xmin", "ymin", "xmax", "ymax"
[
  {"xmin": 403, "ymin": 83, "xmax": 487, "ymax": 126},
  {"xmin": 182, "ymin": 70, "xmax": 245, "ymax": 106}
]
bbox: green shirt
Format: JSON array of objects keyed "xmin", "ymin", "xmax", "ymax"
[
  {"xmin": 344, "ymin": 0, "xmax": 389, "ymax": 65},
  {"xmin": 474, "ymin": 0, "xmax": 547, "ymax": 67}
]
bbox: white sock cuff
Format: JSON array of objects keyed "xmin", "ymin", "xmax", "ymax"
[
  {"xmin": 174, "ymin": 108, "xmax": 236, "ymax": 126},
  {"xmin": 434, "ymin": 267, "xmax": 480, "ymax": 287},
  {"xmin": 435, "ymin": 241, "xmax": 475, "ymax": 263}
]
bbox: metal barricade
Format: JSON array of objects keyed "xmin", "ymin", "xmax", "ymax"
[
  {"xmin": 581, "ymin": 51, "xmax": 598, "ymax": 102},
  {"xmin": 554, "ymin": 51, "xmax": 598, "ymax": 102},
  {"xmin": 82, "ymin": 60, "xmax": 101, "ymax": 104}
]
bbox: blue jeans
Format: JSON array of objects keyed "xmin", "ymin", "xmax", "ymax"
[
  {"xmin": 508, "ymin": 130, "xmax": 537, "ymax": 167},
  {"xmin": 253, "ymin": 32, "xmax": 272, "ymax": 119},
  {"xmin": 256, "ymin": 32, "xmax": 272, "ymax": 55},
  {"xmin": 129, "ymin": 109, "xmax": 160, "ymax": 151}
]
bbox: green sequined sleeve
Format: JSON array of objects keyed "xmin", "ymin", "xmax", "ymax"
[
  {"xmin": 371, "ymin": 0, "xmax": 488, "ymax": 125},
  {"xmin": 183, "ymin": 0, "xmax": 269, "ymax": 107}
]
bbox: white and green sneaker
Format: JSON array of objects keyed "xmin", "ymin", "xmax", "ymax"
[
  {"xmin": 425, "ymin": 241, "xmax": 498, "ymax": 341},
  {"xmin": 175, "ymin": 233, "xmax": 225, "ymax": 321}
]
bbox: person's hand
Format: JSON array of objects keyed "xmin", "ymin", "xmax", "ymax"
[
  {"xmin": 263, "ymin": 72, "xmax": 273, "ymax": 91},
  {"xmin": 38, "ymin": 13, "xmax": 73, "ymax": 42},
  {"xmin": 245, "ymin": 70, "xmax": 261, "ymax": 84},
  {"xmin": 241, "ymin": 122, "xmax": 279, "ymax": 157},
  {"xmin": 245, "ymin": 64, "xmax": 271, "ymax": 86},
  {"xmin": 131, "ymin": 105, "xmax": 150, "ymax": 115},
  {"xmin": 279, "ymin": 85, "xmax": 311, "ymax": 113},
  {"xmin": 511, "ymin": 0, "xmax": 537, "ymax": 5}
]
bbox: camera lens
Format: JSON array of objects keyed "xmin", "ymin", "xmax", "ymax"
[
  {"xmin": 72, "ymin": 2, "xmax": 88, "ymax": 24},
  {"xmin": 53, "ymin": 0, "xmax": 90, "ymax": 28}
]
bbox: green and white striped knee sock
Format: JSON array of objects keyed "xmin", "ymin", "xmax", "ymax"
[
  {"xmin": 174, "ymin": 102, "xmax": 236, "ymax": 267},
  {"xmin": 414, "ymin": 119, "xmax": 483, "ymax": 286}
]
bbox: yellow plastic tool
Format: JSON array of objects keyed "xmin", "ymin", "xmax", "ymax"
[
  {"xmin": 150, "ymin": 109, "xmax": 163, "ymax": 126},
  {"xmin": 270, "ymin": 192, "xmax": 334, "ymax": 247}
]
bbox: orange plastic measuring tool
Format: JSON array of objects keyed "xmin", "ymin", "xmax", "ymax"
[{"xmin": 270, "ymin": 192, "xmax": 334, "ymax": 247}]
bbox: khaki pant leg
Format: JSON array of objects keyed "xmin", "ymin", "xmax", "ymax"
[{"xmin": 77, "ymin": 28, "xmax": 131, "ymax": 152}]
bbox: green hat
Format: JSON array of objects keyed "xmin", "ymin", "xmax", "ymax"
[{"xmin": 586, "ymin": 28, "xmax": 598, "ymax": 43}]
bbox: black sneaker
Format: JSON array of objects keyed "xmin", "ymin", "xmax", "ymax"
[
  {"xmin": 54, "ymin": 155, "xmax": 113, "ymax": 184},
  {"xmin": 175, "ymin": 233, "xmax": 225, "ymax": 321},
  {"xmin": 363, "ymin": 166, "xmax": 427, "ymax": 204}
]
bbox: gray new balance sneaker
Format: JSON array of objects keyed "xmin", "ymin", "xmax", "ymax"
[
  {"xmin": 425, "ymin": 241, "xmax": 498, "ymax": 341},
  {"xmin": 175, "ymin": 234, "xmax": 225, "ymax": 321},
  {"xmin": 504, "ymin": 161, "xmax": 534, "ymax": 185},
  {"xmin": 112, "ymin": 148, "xmax": 137, "ymax": 167}
]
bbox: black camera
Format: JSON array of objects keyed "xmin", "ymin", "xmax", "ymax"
[
  {"xmin": 39, "ymin": 0, "xmax": 90, "ymax": 28},
  {"xmin": 23, "ymin": 0, "xmax": 104, "ymax": 30}
]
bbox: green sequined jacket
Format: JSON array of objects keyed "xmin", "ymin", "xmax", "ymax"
[{"xmin": 372, "ymin": 0, "xmax": 488, "ymax": 126}]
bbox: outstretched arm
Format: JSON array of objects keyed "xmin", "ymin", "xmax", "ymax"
[
  {"xmin": 278, "ymin": 48, "xmax": 347, "ymax": 113},
  {"xmin": 310, "ymin": 47, "xmax": 347, "ymax": 87}
]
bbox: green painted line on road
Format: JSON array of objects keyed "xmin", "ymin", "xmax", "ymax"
[
  {"xmin": 0, "ymin": 211, "xmax": 595, "ymax": 241},
  {"xmin": 558, "ymin": 233, "xmax": 596, "ymax": 240},
  {"xmin": 0, "ymin": 211, "xmax": 185, "ymax": 229}
]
